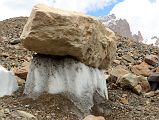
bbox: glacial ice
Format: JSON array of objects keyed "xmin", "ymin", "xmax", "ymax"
[
  {"xmin": 0, "ymin": 66, "xmax": 18, "ymax": 97},
  {"xmin": 24, "ymin": 54, "xmax": 108, "ymax": 113}
]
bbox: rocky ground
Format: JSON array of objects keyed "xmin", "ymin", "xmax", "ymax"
[{"xmin": 1, "ymin": 17, "xmax": 159, "ymax": 120}]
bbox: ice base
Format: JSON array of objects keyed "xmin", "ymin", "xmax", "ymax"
[{"xmin": 24, "ymin": 54, "xmax": 108, "ymax": 113}]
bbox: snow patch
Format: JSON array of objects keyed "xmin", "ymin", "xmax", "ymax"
[{"xmin": 0, "ymin": 66, "xmax": 18, "ymax": 97}]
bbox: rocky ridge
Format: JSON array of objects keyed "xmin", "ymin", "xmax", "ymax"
[
  {"xmin": 98, "ymin": 14, "xmax": 144, "ymax": 42},
  {"xmin": 0, "ymin": 14, "xmax": 159, "ymax": 119}
]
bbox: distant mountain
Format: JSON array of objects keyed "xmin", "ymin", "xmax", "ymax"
[
  {"xmin": 152, "ymin": 36, "xmax": 159, "ymax": 46},
  {"xmin": 98, "ymin": 14, "xmax": 144, "ymax": 42}
]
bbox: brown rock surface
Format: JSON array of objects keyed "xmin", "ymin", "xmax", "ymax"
[
  {"xmin": 20, "ymin": 4, "xmax": 117, "ymax": 69},
  {"xmin": 14, "ymin": 62, "xmax": 30, "ymax": 80},
  {"xmin": 110, "ymin": 65, "xmax": 129, "ymax": 79},
  {"xmin": 144, "ymin": 54, "xmax": 158, "ymax": 66},
  {"xmin": 131, "ymin": 62, "xmax": 151, "ymax": 77},
  {"xmin": 117, "ymin": 73, "xmax": 150, "ymax": 94}
]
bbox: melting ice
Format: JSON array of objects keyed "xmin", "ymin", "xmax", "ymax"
[
  {"xmin": 24, "ymin": 54, "xmax": 108, "ymax": 113},
  {"xmin": 0, "ymin": 66, "xmax": 18, "ymax": 97}
]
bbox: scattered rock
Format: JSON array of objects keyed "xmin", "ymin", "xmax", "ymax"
[
  {"xmin": 20, "ymin": 4, "xmax": 117, "ymax": 69},
  {"xmin": 117, "ymin": 73, "xmax": 150, "ymax": 94},
  {"xmin": 144, "ymin": 55, "xmax": 158, "ymax": 66},
  {"xmin": 110, "ymin": 65, "xmax": 129, "ymax": 82},
  {"xmin": 131, "ymin": 62, "xmax": 151, "ymax": 77},
  {"xmin": 144, "ymin": 91, "xmax": 155, "ymax": 98},
  {"xmin": 133, "ymin": 85, "xmax": 142, "ymax": 95},
  {"xmin": 0, "ymin": 109, "xmax": 6, "ymax": 117},
  {"xmin": 154, "ymin": 89, "xmax": 159, "ymax": 95},
  {"xmin": 113, "ymin": 59, "xmax": 121, "ymax": 65},
  {"xmin": 83, "ymin": 115, "xmax": 105, "ymax": 120},
  {"xmin": 15, "ymin": 76, "xmax": 25, "ymax": 86},
  {"xmin": 119, "ymin": 97, "xmax": 129, "ymax": 105},
  {"xmin": 137, "ymin": 76, "xmax": 151, "ymax": 93},
  {"xmin": 122, "ymin": 54, "xmax": 135, "ymax": 63},
  {"xmin": 117, "ymin": 73, "xmax": 138, "ymax": 90},
  {"xmin": 0, "ymin": 53, "xmax": 9, "ymax": 58},
  {"xmin": 9, "ymin": 38, "xmax": 21, "ymax": 45},
  {"xmin": 148, "ymin": 73, "xmax": 159, "ymax": 90},
  {"xmin": 17, "ymin": 110, "xmax": 37, "ymax": 119},
  {"xmin": 14, "ymin": 62, "xmax": 29, "ymax": 80},
  {"xmin": 155, "ymin": 66, "xmax": 159, "ymax": 73}
]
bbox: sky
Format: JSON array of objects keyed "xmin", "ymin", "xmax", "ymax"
[{"xmin": 0, "ymin": 0, "xmax": 159, "ymax": 43}]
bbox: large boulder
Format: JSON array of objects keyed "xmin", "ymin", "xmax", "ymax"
[{"xmin": 20, "ymin": 4, "xmax": 116, "ymax": 69}]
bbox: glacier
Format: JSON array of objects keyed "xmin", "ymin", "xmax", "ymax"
[
  {"xmin": 24, "ymin": 54, "xmax": 108, "ymax": 114},
  {"xmin": 0, "ymin": 66, "xmax": 18, "ymax": 97}
]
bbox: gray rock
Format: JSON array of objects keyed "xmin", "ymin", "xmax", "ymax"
[
  {"xmin": 144, "ymin": 55, "xmax": 158, "ymax": 66},
  {"xmin": 9, "ymin": 38, "xmax": 21, "ymax": 45},
  {"xmin": 148, "ymin": 73, "xmax": 159, "ymax": 90}
]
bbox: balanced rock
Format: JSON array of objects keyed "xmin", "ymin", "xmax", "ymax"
[{"xmin": 20, "ymin": 4, "xmax": 116, "ymax": 69}]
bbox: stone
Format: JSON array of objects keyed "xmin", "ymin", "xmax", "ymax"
[
  {"xmin": 131, "ymin": 62, "xmax": 151, "ymax": 77},
  {"xmin": 119, "ymin": 97, "xmax": 129, "ymax": 105},
  {"xmin": 144, "ymin": 91, "xmax": 155, "ymax": 98},
  {"xmin": 148, "ymin": 73, "xmax": 159, "ymax": 90},
  {"xmin": 108, "ymin": 65, "xmax": 129, "ymax": 83},
  {"xmin": 17, "ymin": 110, "xmax": 37, "ymax": 119},
  {"xmin": 14, "ymin": 62, "xmax": 30, "ymax": 80},
  {"xmin": 133, "ymin": 85, "xmax": 142, "ymax": 95},
  {"xmin": 154, "ymin": 89, "xmax": 159, "ymax": 95},
  {"xmin": 113, "ymin": 59, "xmax": 120, "ymax": 65},
  {"xmin": 83, "ymin": 115, "xmax": 105, "ymax": 120},
  {"xmin": 0, "ymin": 109, "xmax": 6, "ymax": 118},
  {"xmin": 9, "ymin": 38, "xmax": 21, "ymax": 45},
  {"xmin": 110, "ymin": 65, "xmax": 129, "ymax": 79},
  {"xmin": 155, "ymin": 66, "xmax": 159, "ymax": 73},
  {"xmin": 0, "ymin": 53, "xmax": 9, "ymax": 58},
  {"xmin": 122, "ymin": 54, "xmax": 135, "ymax": 63},
  {"xmin": 117, "ymin": 73, "xmax": 138, "ymax": 90},
  {"xmin": 137, "ymin": 76, "xmax": 151, "ymax": 93},
  {"xmin": 144, "ymin": 55, "xmax": 158, "ymax": 66},
  {"xmin": 15, "ymin": 76, "xmax": 25, "ymax": 86},
  {"xmin": 117, "ymin": 73, "xmax": 150, "ymax": 94},
  {"xmin": 20, "ymin": 4, "xmax": 117, "ymax": 69}
]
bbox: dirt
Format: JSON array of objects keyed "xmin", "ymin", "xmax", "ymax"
[{"xmin": 1, "ymin": 83, "xmax": 159, "ymax": 120}]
